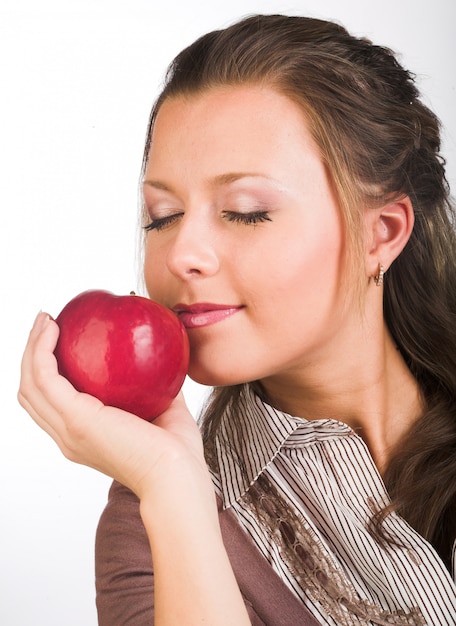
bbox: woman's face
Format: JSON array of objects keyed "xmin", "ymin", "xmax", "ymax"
[{"xmin": 143, "ymin": 86, "xmax": 352, "ymax": 387}]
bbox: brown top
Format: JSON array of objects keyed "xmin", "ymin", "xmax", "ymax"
[{"xmin": 95, "ymin": 480, "xmax": 321, "ymax": 625}]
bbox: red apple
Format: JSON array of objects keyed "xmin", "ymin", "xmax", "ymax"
[{"xmin": 54, "ymin": 290, "xmax": 189, "ymax": 421}]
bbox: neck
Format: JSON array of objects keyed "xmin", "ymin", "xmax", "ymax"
[{"xmin": 260, "ymin": 323, "xmax": 423, "ymax": 473}]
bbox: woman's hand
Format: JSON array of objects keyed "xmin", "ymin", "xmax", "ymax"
[
  {"xmin": 19, "ymin": 312, "xmax": 250, "ymax": 625},
  {"xmin": 18, "ymin": 312, "xmax": 206, "ymax": 499}
]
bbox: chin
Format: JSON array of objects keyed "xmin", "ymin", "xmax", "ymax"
[{"xmin": 187, "ymin": 362, "xmax": 248, "ymax": 388}]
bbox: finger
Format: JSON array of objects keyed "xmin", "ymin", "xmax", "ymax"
[
  {"xmin": 23, "ymin": 312, "xmax": 56, "ymax": 356},
  {"xmin": 18, "ymin": 387, "xmax": 65, "ymax": 450},
  {"xmin": 19, "ymin": 313, "xmax": 61, "ymax": 411},
  {"xmin": 18, "ymin": 313, "xmax": 89, "ymax": 450},
  {"xmin": 153, "ymin": 393, "xmax": 204, "ymax": 455},
  {"xmin": 18, "ymin": 313, "xmax": 58, "ymax": 424},
  {"xmin": 153, "ymin": 392, "xmax": 192, "ymax": 430},
  {"xmin": 19, "ymin": 313, "xmax": 58, "ymax": 389}
]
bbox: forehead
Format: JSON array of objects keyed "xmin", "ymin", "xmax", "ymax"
[
  {"xmin": 146, "ymin": 85, "xmax": 321, "ymax": 179},
  {"xmin": 155, "ymin": 84, "xmax": 306, "ymax": 122}
]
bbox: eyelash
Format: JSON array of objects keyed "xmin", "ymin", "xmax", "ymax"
[
  {"xmin": 223, "ymin": 210, "xmax": 272, "ymax": 225},
  {"xmin": 144, "ymin": 210, "xmax": 271, "ymax": 232},
  {"xmin": 144, "ymin": 213, "xmax": 182, "ymax": 232}
]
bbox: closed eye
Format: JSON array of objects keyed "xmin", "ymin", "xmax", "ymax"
[
  {"xmin": 144, "ymin": 213, "xmax": 183, "ymax": 232},
  {"xmin": 223, "ymin": 210, "xmax": 272, "ymax": 225}
]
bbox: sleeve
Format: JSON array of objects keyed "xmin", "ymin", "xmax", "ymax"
[
  {"xmin": 95, "ymin": 480, "xmax": 155, "ymax": 626},
  {"xmin": 94, "ymin": 480, "xmax": 268, "ymax": 625}
]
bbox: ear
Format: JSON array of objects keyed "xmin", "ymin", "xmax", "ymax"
[{"xmin": 364, "ymin": 196, "xmax": 414, "ymax": 278}]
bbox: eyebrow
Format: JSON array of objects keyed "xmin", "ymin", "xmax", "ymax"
[
  {"xmin": 143, "ymin": 179, "xmax": 172, "ymax": 191},
  {"xmin": 142, "ymin": 172, "xmax": 277, "ymax": 192},
  {"xmin": 210, "ymin": 172, "xmax": 271, "ymax": 186}
]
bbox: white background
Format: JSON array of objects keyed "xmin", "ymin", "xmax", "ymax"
[{"xmin": 1, "ymin": 0, "xmax": 454, "ymax": 624}]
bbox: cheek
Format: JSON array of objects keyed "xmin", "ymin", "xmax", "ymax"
[
  {"xmin": 256, "ymin": 231, "xmax": 344, "ymax": 304},
  {"xmin": 143, "ymin": 244, "xmax": 168, "ymax": 305}
]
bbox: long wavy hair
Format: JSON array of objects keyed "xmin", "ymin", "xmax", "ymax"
[{"xmin": 141, "ymin": 15, "xmax": 456, "ymax": 570}]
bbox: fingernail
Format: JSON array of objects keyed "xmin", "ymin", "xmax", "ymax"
[{"xmin": 34, "ymin": 311, "xmax": 50, "ymax": 332}]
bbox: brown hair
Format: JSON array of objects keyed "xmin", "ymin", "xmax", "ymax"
[{"xmin": 142, "ymin": 15, "xmax": 456, "ymax": 570}]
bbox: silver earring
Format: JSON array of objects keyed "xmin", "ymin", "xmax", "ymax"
[{"xmin": 373, "ymin": 264, "xmax": 385, "ymax": 287}]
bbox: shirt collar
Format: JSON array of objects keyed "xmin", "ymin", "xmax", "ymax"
[{"xmin": 215, "ymin": 386, "xmax": 299, "ymax": 508}]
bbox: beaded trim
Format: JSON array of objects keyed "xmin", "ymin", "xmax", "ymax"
[{"xmin": 243, "ymin": 484, "xmax": 425, "ymax": 625}]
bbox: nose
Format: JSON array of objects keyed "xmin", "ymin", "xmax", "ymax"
[{"xmin": 166, "ymin": 214, "xmax": 220, "ymax": 280}]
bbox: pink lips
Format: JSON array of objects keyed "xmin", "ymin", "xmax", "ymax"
[{"xmin": 173, "ymin": 303, "xmax": 244, "ymax": 329}]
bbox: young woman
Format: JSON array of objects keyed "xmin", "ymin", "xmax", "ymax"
[{"xmin": 19, "ymin": 14, "xmax": 456, "ymax": 625}]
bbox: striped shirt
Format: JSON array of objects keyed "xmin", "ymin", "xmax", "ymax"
[{"xmin": 209, "ymin": 387, "xmax": 456, "ymax": 625}]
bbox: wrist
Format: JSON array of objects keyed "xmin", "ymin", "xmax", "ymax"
[{"xmin": 138, "ymin": 452, "xmax": 218, "ymax": 533}]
